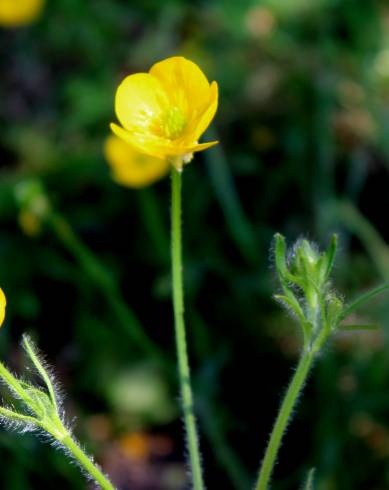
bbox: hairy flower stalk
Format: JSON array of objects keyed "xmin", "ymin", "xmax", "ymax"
[
  {"xmin": 255, "ymin": 234, "xmax": 389, "ymax": 490},
  {"xmin": 0, "ymin": 334, "xmax": 115, "ymax": 490},
  {"xmin": 171, "ymin": 166, "xmax": 204, "ymax": 490},
  {"xmin": 110, "ymin": 56, "xmax": 219, "ymax": 490}
]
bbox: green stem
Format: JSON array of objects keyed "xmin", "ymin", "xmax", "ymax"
[
  {"xmin": 255, "ymin": 351, "xmax": 315, "ymax": 490},
  {"xmin": 171, "ymin": 168, "xmax": 204, "ymax": 490},
  {"xmin": 22, "ymin": 335, "xmax": 58, "ymax": 411},
  {"xmin": 0, "ymin": 362, "xmax": 36, "ymax": 409},
  {"xmin": 61, "ymin": 434, "xmax": 115, "ymax": 490}
]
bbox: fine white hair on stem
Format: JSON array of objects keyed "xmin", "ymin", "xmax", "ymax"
[
  {"xmin": 0, "ymin": 335, "xmax": 115, "ymax": 489},
  {"xmin": 21, "ymin": 334, "xmax": 64, "ymax": 412}
]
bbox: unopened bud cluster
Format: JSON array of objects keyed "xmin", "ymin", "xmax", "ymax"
[{"xmin": 274, "ymin": 234, "xmax": 344, "ymax": 353}]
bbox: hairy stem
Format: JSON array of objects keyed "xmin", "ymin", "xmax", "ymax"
[
  {"xmin": 255, "ymin": 351, "xmax": 315, "ymax": 490},
  {"xmin": 0, "ymin": 362, "xmax": 36, "ymax": 409},
  {"xmin": 171, "ymin": 168, "xmax": 205, "ymax": 490},
  {"xmin": 22, "ymin": 335, "xmax": 58, "ymax": 411},
  {"xmin": 61, "ymin": 434, "xmax": 115, "ymax": 490}
]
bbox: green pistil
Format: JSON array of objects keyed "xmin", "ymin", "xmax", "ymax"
[{"xmin": 162, "ymin": 106, "xmax": 187, "ymax": 139}]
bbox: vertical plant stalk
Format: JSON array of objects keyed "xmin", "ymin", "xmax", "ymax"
[
  {"xmin": 171, "ymin": 167, "xmax": 205, "ymax": 490},
  {"xmin": 255, "ymin": 351, "xmax": 315, "ymax": 490}
]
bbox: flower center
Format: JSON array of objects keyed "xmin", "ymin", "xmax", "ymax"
[{"xmin": 160, "ymin": 106, "xmax": 187, "ymax": 140}]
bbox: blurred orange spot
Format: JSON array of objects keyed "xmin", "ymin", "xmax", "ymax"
[
  {"xmin": 120, "ymin": 432, "xmax": 150, "ymax": 461},
  {"xmin": 119, "ymin": 432, "xmax": 174, "ymax": 461}
]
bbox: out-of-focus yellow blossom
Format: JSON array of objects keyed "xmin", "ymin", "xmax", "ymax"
[
  {"xmin": 111, "ymin": 56, "xmax": 218, "ymax": 170},
  {"xmin": 104, "ymin": 135, "xmax": 170, "ymax": 188},
  {"xmin": 0, "ymin": 288, "xmax": 6, "ymax": 327},
  {"xmin": 0, "ymin": 0, "xmax": 44, "ymax": 27}
]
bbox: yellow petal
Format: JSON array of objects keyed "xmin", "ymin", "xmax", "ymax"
[
  {"xmin": 160, "ymin": 140, "xmax": 219, "ymax": 159},
  {"xmin": 0, "ymin": 0, "xmax": 44, "ymax": 27},
  {"xmin": 184, "ymin": 81, "xmax": 219, "ymax": 144},
  {"xmin": 104, "ymin": 135, "xmax": 170, "ymax": 188},
  {"xmin": 186, "ymin": 141, "xmax": 219, "ymax": 154},
  {"xmin": 112, "ymin": 57, "xmax": 219, "ymax": 161},
  {"xmin": 0, "ymin": 288, "xmax": 7, "ymax": 327},
  {"xmin": 110, "ymin": 123, "xmax": 171, "ymax": 160},
  {"xmin": 111, "ymin": 124, "xmax": 219, "ymax": 160},
  {"xmin": 115, "ymin": 73, "xmax": 168, "ymax": 133},
  {"xmin": 149, "ymin": 56, "xmax": 212, "ymax": 115}
]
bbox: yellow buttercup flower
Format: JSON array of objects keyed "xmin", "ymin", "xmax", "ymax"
[
  {"xmin": 104, "ymin": 135, "xmax": 170, "ymax": 188},
  {"xmin": 110, "ymin": 56, "xmax": 218, "ymax": 169},
  {"xmin": 0, "ymin": 288, "xmax": 6, "ymax": 327},
  {"xmin": 0, "ymin": 0, "xmax": 45, "ymax": 27}
]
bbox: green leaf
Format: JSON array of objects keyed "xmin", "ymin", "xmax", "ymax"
[
  {"xmin": 323, "ymin": 234, "xmax": 338, "ymax": 281},
  {"xmin": 274, "ymin": 294, "xmax": 305, "ymax": 323},
  {"xmin": 274, "ymin": 233, "xmax": 289, "ymax": 279},
  {"xmin": 0, "ymin": 406, "xmax": 37, "ymax": 426},
  {"xmin": 274, "ymin": 234, "xmax": 302, "ymax": 286},
  {"xmin": 340, "ymin": 281, "xmax": 389, "ymax": 321}
]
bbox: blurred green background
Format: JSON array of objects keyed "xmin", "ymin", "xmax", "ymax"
[{"xmin": 1, "ymin": 0, "xmax": 389, "ymax": 489}]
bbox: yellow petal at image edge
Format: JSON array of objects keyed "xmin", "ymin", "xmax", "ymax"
[{"xmin": 0, "ymin": 288, "xmax": 6, "ymax": 327}]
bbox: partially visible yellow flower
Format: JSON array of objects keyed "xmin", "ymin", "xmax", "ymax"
[
  {"xmin": 104, "ymin": 135, "xmax": 170, "ymax": 188},
  {"xmin": 0, "ymin": 288, "xmax": 6, "ymax": 327},
  {"xmin": 110, "ymin": 56, "xmax": 218, "ymax": 169},
  {"xmin": 0, "ymin": 0, "xmax": 45, "ymax": 27}
]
